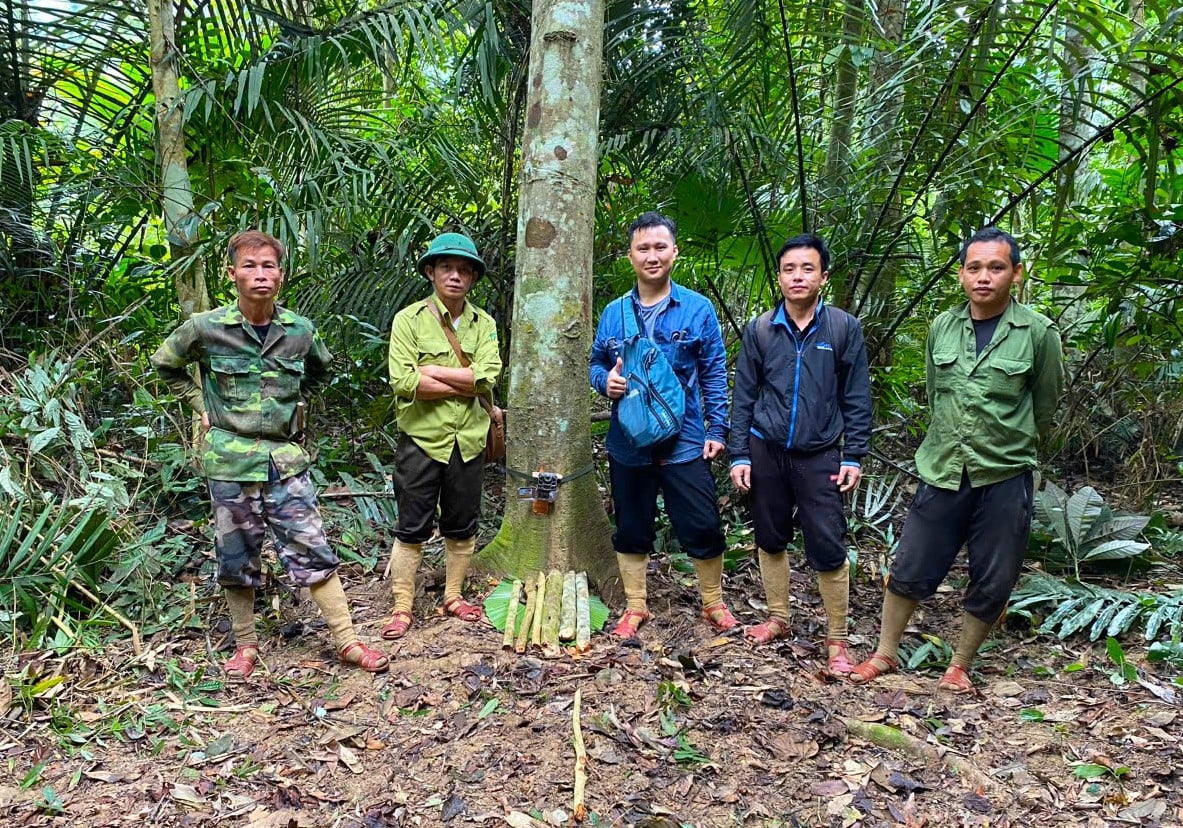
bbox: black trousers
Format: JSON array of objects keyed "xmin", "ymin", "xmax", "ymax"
[
  {"xmin": 749, "ymin": 438, "xmax": 848, "ymax": 571},
  {"xmin": 393, "ymin": 438, "xmax": 483, "ymax": 543},
  {"xmin": 609, "ymin": 457, "xmax": 725, "ymax": 560},
  {"xmin": 888, "ymin": 469, "xmax": 1033, "ymax": 623}
]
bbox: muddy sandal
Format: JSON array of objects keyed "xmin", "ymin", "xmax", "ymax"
[
  {"xmin": 443, "ymin": 596, "xmax": 484, "ymax": 622},
  {"xmin": 381, "ymin": 610, "xmax": 413, "ymax": 640},
  {"xmin": 937, "ymin": 664, "xmax": 974, "ymax": 693},
  {"xmin": 611, "ymin": 608, "xmax": 652, "ymax": 639},
  {"xmin": 224, "ymin": 645, "xmax": 259, "ymax": 682},
  {"xmin": 826, "ymin": 640, "xmax": 857, "ymax": 677},
  {"xmin": 744, "ymin": 617, "xmax": 790, "ymax": 645},
  {"xmin": 702, "ymin": 602, "xmax": 739, "ymax": 632},
  {"xmin": 848, "ymin": 653, "xmax": 899, "ymax": 684},
  {"xmin": 339, "ymin": 641, "xmax": 389, "ymax": 673}
]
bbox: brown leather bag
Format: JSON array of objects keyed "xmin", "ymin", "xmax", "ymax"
[{"xmin": 425, "ymin": 301, "xmax": 505, "ymax": 464}]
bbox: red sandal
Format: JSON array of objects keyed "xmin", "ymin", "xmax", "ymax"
[
  {"xmin": 381, "ymin": 610, "xmax": 413, "ymax": 640},
  {"xmin": 937, "ymin": 663, "xmax": 974, "ymax": 693},
  {"xmin": 339, "ymin": 641, "xmax": 389, "ymax": 673},
  {"xmin": 702, "ymin": 602, "xmax": 739, "ymax": 632},
  {"xmin": 443, "ymin": 596, "xmax": 484, "ymax": 622},
  {"xmin": 826, "ymin": 640, "xmax": 857, "ymax": 677},
  {"xmin": 744, "ymin": 617, "xmax": 790, "ymax": 645},
  {"xmin": 848, "ymin": 653, "xmax": 899, "ymax": 684},
  {"xmin": 611, "ymin": 608, "xmax": 652, "ymax": 639},
  {"xmin": 224, "ymin": 645, "xmax": 259, "ymax": 682}
]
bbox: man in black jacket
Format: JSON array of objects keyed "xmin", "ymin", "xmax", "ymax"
[{"xmin": 728, "ymin": 233, "xmax": 872, "ymax": 676}]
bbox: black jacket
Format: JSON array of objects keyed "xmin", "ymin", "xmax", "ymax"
[{"xmin": 728, "ymin": 301, "xmax": 872, "ymax": 462}]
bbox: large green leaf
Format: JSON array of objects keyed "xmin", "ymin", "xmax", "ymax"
[{"xmin": 1065, "ymin": 486, "xmax": 1105, "ymax": 549}]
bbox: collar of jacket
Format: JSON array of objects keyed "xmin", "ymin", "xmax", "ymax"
[
  {"xmin": 771, "ymin": 297, "xmax": 827, "ymax": 332},
  {"xmin": 214, "ymin": 304, "xmax": 296, "ymax": 326},
  {"xmin": 952, "ymin": 297, "xmax": 1030, "ymax": 328},
  {"xmin": 629, "ymin": 280, "xmax": 685, "ymax": 306}
]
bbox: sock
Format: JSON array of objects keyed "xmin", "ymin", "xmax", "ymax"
[
  {"xmin": 309, "ymin": 573, "xmax": 357, "ymax": 651},
  {"xmin": 693, "ymin": 555, "xmax": 724, "ymax": 608},
  {"xmin": 758, "ymin": 548, "xmax": 790, "ymax": 622},
  {"xmin": 389, "ymin": 539, "xmax": 424, "ymax": 614},
  {"xmin": 874, "ymin": 590, "xmax": 920, "ymax": 662},
  {"xmin": 615, "ymin": 553, "xmax": 649, "ymax": 612},
  {"xmin": 444, "ymin": 536, "xmax": 476, "ymax": 603},
  {"xmin": 224, "ymin": 588, "xmax": 258, "ymax": 648},
  {"xmin": 950, "ymin": 612, "xmax": 994, "ymax": 669},
  {"xmin": 817, "ymin": 560, "xmax": 850, "ymax": 643}
]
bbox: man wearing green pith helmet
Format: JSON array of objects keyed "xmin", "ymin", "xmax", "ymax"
[{"xmin": 382, "ymin": 232, "xmax": 502, "ymax": 640}]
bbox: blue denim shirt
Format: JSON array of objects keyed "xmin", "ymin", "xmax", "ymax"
[{"xmin": 590, "ymin": 283, "xmax": 729, "ymax": 466}]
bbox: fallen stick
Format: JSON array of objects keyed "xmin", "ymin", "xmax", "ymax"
[
  {"xmin": 839, "ymin": 716, "xmax": 999, "ymax": 796},
  {"xmin": 575, "ymin": 572, "xmax": 591, "ymax": 652},
  {"xmin": 515, "ymin": 580, "xmax": 537, "ymax": 653},
  {"xmin": 542, "ymin": 570, "xmax": 564, "ymax": 653},
  {"xmin": 559, "ymin": 571, "xmax": 577, "ymax": 641},
  {"xmin": 530, "ymin": 570, "xmax": 546, "ymax": 647},
  {"xmin": 573, "ymin": 688, "xmax": 588, "ymax": 822},
  {"xmin": 502, "ymin": 580, "xmax": 523, "ymax": 649}
]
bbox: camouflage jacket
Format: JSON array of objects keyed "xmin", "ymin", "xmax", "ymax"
[{"xmin": 151, "ymin": 303, "xmax": 332, "ymax": 482}]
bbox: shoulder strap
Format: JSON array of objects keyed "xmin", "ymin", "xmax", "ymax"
[
  {"xmin": 424, "ymin": 299, "xmax": 495, "ymax": 413},
  {"xmin": 755, "ymin": 309, "xmax": 775, "ymax": 359},
  {"xmin": 827, "ymin": 306, "xmax": 850, "ymax": 363}
]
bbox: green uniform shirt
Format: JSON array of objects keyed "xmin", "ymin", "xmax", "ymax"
[
  {"xmin": 151, "ymin": 303, "xmax": 331, "ymax": 482},
  {"xmin": 388, "ymin": 294, "xmax": 502, "ymax": 463},
  {"xmin": 916, "ymin": 299, "xmax": 1064, "ymax": 490}
]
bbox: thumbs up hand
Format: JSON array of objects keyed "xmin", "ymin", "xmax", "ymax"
[{"xmin": 606, "ymin": 356, "xmax": 628, "ymax": 399}]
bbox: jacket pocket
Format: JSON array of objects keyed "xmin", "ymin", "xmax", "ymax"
[
  {"xmin": 931, "ymin": 349, "xmax": 960, "ymax": 392},
  {"xmin": 988, "ymin": 356, "xmax": 1030, "ymax": 402},
  {"xmin": 274, "ymin": 356, "xmax": 305, "ymax": 399},
  {"xmin": 209, "ymin": 355, "xmax": 256, "ymax": 403}
]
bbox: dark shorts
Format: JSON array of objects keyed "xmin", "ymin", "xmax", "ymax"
[
  {"xmin": 888, "ymin": 469, "xmax": 1034, "ymax": 622},
  {"xmin": 393, "ymin": 438, "xmax": 483, "ymax": 543},
  {"xmin": 748, "ymin": 439, "xmax": 848, "ymax": 572},
  {"xmin": 609, "ymin": 456, "xmax": 725, "ymax": 560},
  {"xmin": 209, "ymin": 470, "xmax": 339, "ymax": 589}
]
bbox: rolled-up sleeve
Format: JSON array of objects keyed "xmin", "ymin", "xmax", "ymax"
[
  {"xmin": 151, "ymin": 320, "xmax": 206, "ymax": 414},
  {"xmin": 470, "ymin": 317, "xmax": 502, "ymax": 396},
  {"xmin": 388, "ymin": 311, "xmax": 422, "ymax": 400}
]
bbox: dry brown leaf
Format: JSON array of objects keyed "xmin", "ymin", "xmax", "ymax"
[
  {"xmin": 322, "ymin": 692, "xmax": 357, "ymax": 711},
  {"xmin": 0, "ymin": 680, "xmax": 11, "ymax": 718},
  {"xmin": 771, "ymin": 733, "xmax": 819, "ymax": 761},
  {"xmin": 504, "ymin": 812, "xmax": 544, "ymax": 828},
  {"xmin": 337, "ymin": 744, "xmax": 364, "ymax": 774},
  {"xmin": 992, "ymin": 681, "xmax": 1025, "ymax": 697},
  {"xmin": 247, "ymin": 807, "xmax": 319, "ymax": 827},
  {"xmin": 809, "ymin": 779, "xmax": 849, "ymax": 797},
  {"xmin": 171, "ymin": 783, "xmax": 208, "ymax": 808}
]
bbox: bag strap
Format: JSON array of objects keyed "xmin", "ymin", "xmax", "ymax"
[{"xmin": 424, "ymin": 298, "xmax": 495, "ymax": 414}]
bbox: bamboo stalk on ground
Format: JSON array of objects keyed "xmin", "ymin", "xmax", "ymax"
[
  {"xmin": 573, "ymin": 688, "xmax": 588, "ymax": 822},
  {"xmin": 502, "ymin": 579, "xmax": 523, "ymax": 649},
  {"xmin": 559, "ymin": 571, "xmax": 577, "ymax": 641},
  {"xmin": 514, "ymin": 579, "xmax": 538, "ymax": 653},
  {"xmin": 531, "ymin": 570, "xmax": 547, "ymax": 647},
  {"xmin": 541, "ymin": 570, "xmax": 564, "ymax": 653},
  {"xmin": 575, "ymin": 571, "xmax": 591, "ymax": 652}
]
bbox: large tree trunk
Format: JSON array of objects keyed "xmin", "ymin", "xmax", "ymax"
[
  {"xmin": 147, "ymin": 0, "xmax": 208, "ymax": 319},
  {"xmin": 479, "ymin": 0, "xmax": 616, "ymax": 592}
]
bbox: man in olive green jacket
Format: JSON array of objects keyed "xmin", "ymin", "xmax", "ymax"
[
  {"xmin": 851, "ymin": 227, "xmax": 1063, "ymax": 692},
  {"xmin": 152, "ymin": 230, "xmax": 388, "ymax": 680},
  {"xmin": 382, "ymin": 233, "xmax": 502, "ymax": 640}
]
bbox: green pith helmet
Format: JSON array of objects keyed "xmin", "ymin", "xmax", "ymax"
[{"xmin": 416, "ymin": 232, "xmax": 487, "ymax": 278}]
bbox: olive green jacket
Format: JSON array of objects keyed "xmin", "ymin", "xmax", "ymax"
[
  {"xmin": 917, "ymin": 299, "xmax": 1064, "ymax": 490},
  {"xmin": 151, "ymin": 303, "xmax": 331, "ymax": 481}
]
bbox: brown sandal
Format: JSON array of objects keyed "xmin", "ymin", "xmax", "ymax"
[
  {"xmin": 611, "ymin": 608, "xmax": 652, "ymax": 639},
  {"xmin": 937, "ymin": 664, "xmax": 974, "ymax": 693},
  {"xmin": 744, "ymin": 617, "xmax": 790, "ymax": 645},
  {"xmin": 443, "ymin": 596, "xmax": 484, "ymax": 622},
  {"xmin": 848, "ymin": 653, "xmax": 899, "ymax": 684},
  {"xmin": 224, "ymin": 645, "xmax": 259, "ymax": 681},
  {"xmin": 702, "ymin": 602, "xmax": 739, "ymax": 632},
  {"xmin": 381, "ymin": 610, "xmax": 413, "ymax": 640},
  {"xmin": 826, "ymin": 640, "xmax": 857, "ymax": 677},
  {"xmin": 339, "ymin": 641, "xmax": 389, "ymax": 673}
]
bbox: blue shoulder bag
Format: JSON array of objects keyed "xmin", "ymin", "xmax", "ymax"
[{"xmin": 615, "ymin": 298, "xmax": 686, "ymax": 448}]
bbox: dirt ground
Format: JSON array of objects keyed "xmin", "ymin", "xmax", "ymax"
[{"xmin": 2, "ymin": 546, "xmax": 1180, "ymax": 828}]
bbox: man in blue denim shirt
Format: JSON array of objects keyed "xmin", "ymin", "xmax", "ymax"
[{"xmin": 590, "ymin": 212, "xmax": 736, "ymax": 638}]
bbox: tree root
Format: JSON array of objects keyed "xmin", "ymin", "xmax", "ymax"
[{"xmin": 839, "ymin": 716, "xmax": 1000, "ymax": 797}]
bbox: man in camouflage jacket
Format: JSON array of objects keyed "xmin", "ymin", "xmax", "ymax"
[{"xmin": 152, "ymin": 230, "xmax": 388, "ymax": 680}]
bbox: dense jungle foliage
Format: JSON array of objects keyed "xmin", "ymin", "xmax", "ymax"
[{"xmin": 1, "ymin": 0, "xmax": 1181, "ymax": 655}]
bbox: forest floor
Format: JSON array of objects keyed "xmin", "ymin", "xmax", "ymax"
[{"xmin": 2, "ymin": 535, "xmax": 1181, "ymax": 828}]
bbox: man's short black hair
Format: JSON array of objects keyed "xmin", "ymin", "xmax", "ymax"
[
  {"xmin": 628, "ymin": 211, "xmax": 677, "ymax": 242},
  {"xmin": 776, "ymin": 233, "xmax": 830, "ymax": 272},
  {"xmin": 960, "ymin": 226, "xmax": 1021, "ymax": 265}
]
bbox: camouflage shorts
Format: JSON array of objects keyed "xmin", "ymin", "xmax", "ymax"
[{"xmin": 208, "ymin": 471, "xmax": 339, "ymax": 589}]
